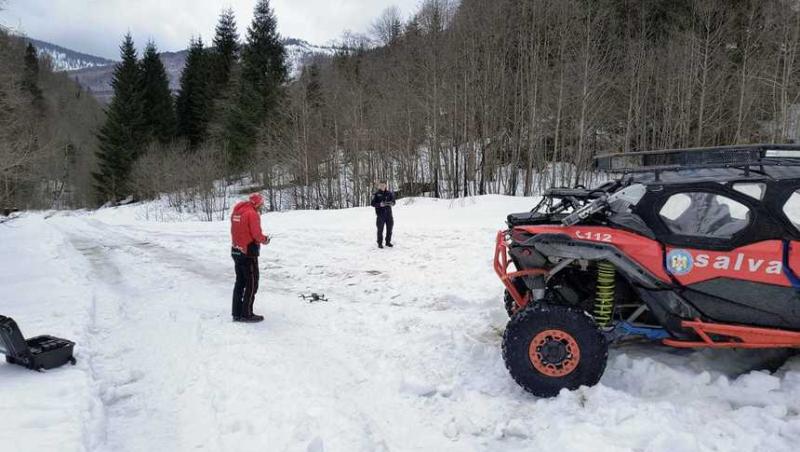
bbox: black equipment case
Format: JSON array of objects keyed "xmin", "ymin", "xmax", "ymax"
[{"xmin": 0, "ymin": 315, "xmax": 76, "ymax": 370}]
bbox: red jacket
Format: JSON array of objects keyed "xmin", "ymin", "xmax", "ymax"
[{"xmin": 231, "ymin": 201, "xmax": 266, "ymax": 256}]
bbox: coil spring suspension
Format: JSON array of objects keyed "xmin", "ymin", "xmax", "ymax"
[{"xmin": 594, "ymin": 261, "xmax": 616, "ymax": 327}]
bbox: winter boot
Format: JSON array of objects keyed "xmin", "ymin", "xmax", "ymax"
[
  {"xmin": 385, "ymin": 242, "xmax": 393, "ymax": 247},
  {"xmin": 377, "ymin": 242, "xmax": 384, "ymax": 249},
  {"xmin": 236, "ymin": 315, "xmax": 264, "ymax": 323}
]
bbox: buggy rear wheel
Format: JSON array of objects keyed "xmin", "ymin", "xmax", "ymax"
[{"xmin": 502, "ymin": 304, "xmax": 608, "ymax": 397}]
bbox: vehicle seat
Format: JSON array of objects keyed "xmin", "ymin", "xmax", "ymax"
[{"xmin": 671, "ymin": 196, "xmax": 747, "ymax": 237}]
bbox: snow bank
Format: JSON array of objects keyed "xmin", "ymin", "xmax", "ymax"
[
  {"xmin": 1, "ymin": 196, "xmax": 799, "ymax": 451},
  {"xmin": 0, "ymin": 213, "xmax": 100, "ymax": 450}
]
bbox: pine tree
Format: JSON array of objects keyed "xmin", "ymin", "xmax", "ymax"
[
  {"xmin": 211, "ymin": 8, "xmax": 240, "ymax": 91},
  {"xmin": 93, "ymin": 34, "xmax": 145, "ymax": 203},
  {"xmin": 176, "ymin": 37, "xmax": 212, "ymax": 149},
  {"xmin": 228, "ymin": 0, "xmax": 288, "ymax": 170},
  {"xmin": 242, "ymin": 0, "xmax": 287, "ymax": 111},
  {"xmin": 23, "ymin": 42, "xmax": 43, "ymax": 102},
  {"xmin": 207, "ymin": 8, "xmax": 241, "ymax": 145},
  {"xmin": 139, "ymin": 41, "xmax": 175, "ymax": 144}
]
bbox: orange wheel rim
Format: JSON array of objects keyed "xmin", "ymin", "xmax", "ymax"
[{"xmin": 529, "ymin": 329, "xmax": 581, "ymax": 377}]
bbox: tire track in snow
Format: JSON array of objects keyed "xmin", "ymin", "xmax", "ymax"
[
  {"xmin": 63, "ymin": 233, "xmax": 150, "ymax": 450},
  {"xmin": 72, "ymin": 220, "xmax": 429, "ymax": 450},
  {"xmin": 55, "ymin": 218, "xmax": 386, "ymax": 451},
  {"xmin": 56, "ymin": 219, "xmax": 224, "ymax": 451}
]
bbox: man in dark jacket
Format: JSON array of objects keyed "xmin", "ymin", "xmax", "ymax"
[
  {"xmin": 370, "ymin": 182, "xmax": 396, "ymax": 248},
  {"xmin": 230, "ymin": 193, "xmax": 270, "ymax": 323}
]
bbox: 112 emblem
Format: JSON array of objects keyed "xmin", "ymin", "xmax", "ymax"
[{"xmin": 575, "ymin": 230, "xmax": 612, "ymax": 243}]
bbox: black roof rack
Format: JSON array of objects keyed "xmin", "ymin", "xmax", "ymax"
[{"xmin": 595, "ymin": 144, "xmax": 800, "ymax": 177}]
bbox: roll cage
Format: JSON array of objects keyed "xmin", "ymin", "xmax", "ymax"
[{"xmin": 521, "ymin": 144, "xmax": 800, "ymax": 246}]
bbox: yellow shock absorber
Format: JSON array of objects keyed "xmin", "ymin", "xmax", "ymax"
[{"xmin": 594, "ymin": 261, "xmax": 616, "ymax": 327}]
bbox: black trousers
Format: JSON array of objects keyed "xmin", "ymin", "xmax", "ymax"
[
  {"xmin": 377, "ymin": 215, "xmax": 394, "ymax": 244},
  {"xmin": 232, "ymin": 254, "xmax": 259, "ymax": 318}
]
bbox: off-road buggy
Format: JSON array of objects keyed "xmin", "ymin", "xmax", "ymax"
[{"xmin": 495, "ymin": 144, "xmax": 800, "ymax": 397}]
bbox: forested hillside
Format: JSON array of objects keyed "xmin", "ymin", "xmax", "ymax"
[
  {"xmin": 275, "ymin": 0, "xmax": 800, "ymax": 207},
  {"xmin": 0, "ymin": 20, "xmax": 104, "ymax": 210},
  {"xmin": 5, "ymin": 0, "xmax": 800, "ymax": 212}
]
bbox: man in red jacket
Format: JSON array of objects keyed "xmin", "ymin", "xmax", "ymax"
[{"xmin": 230, "ymin": 193, "xmax": 270, "ymax": 322}]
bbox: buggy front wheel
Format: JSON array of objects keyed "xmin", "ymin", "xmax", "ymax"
[
  {"xmin": 504, "ymin": 290, "xmax": 520, "ymax": 317},
  {"xmin": 503, "ymin": 278, "xmax": 529, "ymax": 317},
  {"xmin": 502, "ymin": 304, "xmax": 608, "ymax": 397}
]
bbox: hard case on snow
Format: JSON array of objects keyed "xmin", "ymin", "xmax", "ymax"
[{"xmin": 0, "ymin": 315, "xmax": 76, "ymax": 371}]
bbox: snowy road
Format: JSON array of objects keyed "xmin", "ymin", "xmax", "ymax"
[{"xmin": 2, "ymin": 196, "xmax": 800, "ymax": 451}]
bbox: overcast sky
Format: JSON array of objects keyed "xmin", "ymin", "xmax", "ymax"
[{"xmin": 1, "ymin": 0, "xmax": 421, "ymax": 59}]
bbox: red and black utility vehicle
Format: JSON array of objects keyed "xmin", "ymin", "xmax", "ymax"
[{"xmin": 495, "ymin": 144, "xmax": 800, "ymax": 397}]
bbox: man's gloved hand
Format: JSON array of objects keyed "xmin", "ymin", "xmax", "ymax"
[{"xmin": 263, "ymin": 236, "xmax": 271, "ymax": 245}]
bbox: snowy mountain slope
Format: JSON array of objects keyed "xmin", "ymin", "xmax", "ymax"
[
  {"xmin": 67, "ymin": 50, "xmax": 184, "ymax": 104},
  {"xmin": 283, "ymin": 37, "xmax": 340, "ymax": 76},
  {"xmin": 24, "ymin": 37, "xmax": 115, "ymax": 71},
  {"xmin": 1, "ymin": 197, "xmax": 799, "ymax": 451},
  {"xmin": 66, "ymin": 38, "xmax": 339, "ymax": 103}
]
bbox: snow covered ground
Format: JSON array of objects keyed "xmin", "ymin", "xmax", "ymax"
[{"xmin": 1, "ymin": 195, "xmax": 799, "ymax": 452}]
